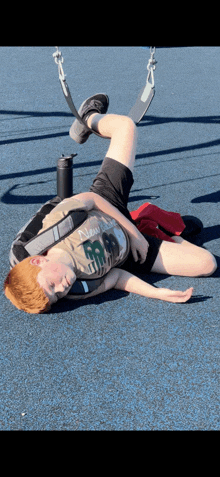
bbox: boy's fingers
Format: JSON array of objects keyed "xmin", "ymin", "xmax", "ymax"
[
  {"xmin": 140, "ymin": 247, "xmax": 149, "ymax": 264},
  {"xmin": 140, "ymin": 254, "xmax": 146, "ymax": 264},
  {"xmin": 132, "ymin": 248, "xmax": 138, "ymax": 262},
  {"xmin": 172, "ymin": 287, "xmax": 194, "ymax": 302}
]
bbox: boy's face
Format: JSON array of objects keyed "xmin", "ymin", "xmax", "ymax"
[{"xmin": 30, "ymin": 256, "xmax": 76, "ymax": 305}]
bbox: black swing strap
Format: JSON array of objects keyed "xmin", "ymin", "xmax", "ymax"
[{"xmin": 53, "ymin": 47, "xmax": 103, "ymax": 138}]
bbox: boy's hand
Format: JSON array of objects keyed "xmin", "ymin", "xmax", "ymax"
[
  {"xmin": 157, "ymin": 287, "xmax": 194, "ymax": 303},
  {"xmin": 129, "ymin": 231, "xmax": 149, "ymax": 264},
  {"xmin": 114, "ymin": 269, "xmax": 194, "ymax": 304},
  {"xmin": 74, "ymin": 192, "xmax": 149, "ymax": 265}
]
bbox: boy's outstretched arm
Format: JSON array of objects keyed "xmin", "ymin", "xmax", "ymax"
[
  {"xmin": 114, "ymin": 268, "xmax": 193, "ymax": 303},
  {"xmin": 78, "ymin": 268, "xmax": 193, "ymax": 304}
]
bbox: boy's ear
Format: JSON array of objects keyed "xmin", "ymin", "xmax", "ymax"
[{"xmin": 30, "ymin": 256, "xmax": 47, "ymax": 267}]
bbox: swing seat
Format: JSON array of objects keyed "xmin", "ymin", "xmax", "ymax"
[
  {"xmin": 128, "ymin": 83, "xmax": 155, "ymax": 124},
  {"xmin": 53, "ymin": 46, "xmax": 156, "ymax": 128}
]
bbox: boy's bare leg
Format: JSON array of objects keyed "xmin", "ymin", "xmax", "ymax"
[
  {"xmin": 87, "ymin": 113, "xmax": 138, "ymax": 173},
  {"xmin": 88, "ymin": 114, "xmax": 217, "ymax": 279},
  {"xmin": 151, "ymin": 235, "xmax": 217, "ymax": 277}
]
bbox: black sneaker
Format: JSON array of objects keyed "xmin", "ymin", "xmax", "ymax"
[
  {"xmin": 159, "ymin": 215, "xmax": 203, "ymax": 244},
  {"xmin": 69, "ymin": 93, "xmax": 109, "ymax": 144},
  {"xmin": 180, "ymin": 216, "xmax": 203, "ymax": 244}
]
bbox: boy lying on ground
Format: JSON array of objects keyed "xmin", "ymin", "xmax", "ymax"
[{"xmin": 4, "ymin": 94, "xmax": 217, "ymax": 313}]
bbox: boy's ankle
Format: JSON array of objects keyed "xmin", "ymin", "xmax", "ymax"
[{"xmin": 86, "ymin": 112, "xmax": 100, "ymax": 129}]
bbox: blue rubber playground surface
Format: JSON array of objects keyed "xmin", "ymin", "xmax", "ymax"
[{"xmin": 1, "ymin": 47, "xmax": 220, "ymax": 430}]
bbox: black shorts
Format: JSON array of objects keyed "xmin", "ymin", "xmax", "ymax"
[{"xmin": 90, "ymin": 157, "xmax": 162, "ymax": 273}]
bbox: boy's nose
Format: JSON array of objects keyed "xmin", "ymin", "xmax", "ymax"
[{"xmin": 56, "ymin": 283, "xmax": 66, "ymax": 293}]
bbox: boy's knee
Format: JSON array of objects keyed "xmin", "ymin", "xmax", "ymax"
[
  {"xmin": 114, "ymin": 115, "xmax": 136, "ymax": 133},
  {"xmin": 200, "ymin": 251, "xmax": 217, "ymax": 277},
  {"xmin": 122, "ymin": 116, "xmax": 136, "ymax": 131}
]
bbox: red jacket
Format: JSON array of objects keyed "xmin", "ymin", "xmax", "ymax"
[{"xmin": 131, "ymin": 203, "xmax": 185, "ymax": 243}]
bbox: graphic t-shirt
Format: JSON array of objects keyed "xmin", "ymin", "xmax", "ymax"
[{"xmin": 38, "ymin": 197, "xmax": 130, "ymax": 280}]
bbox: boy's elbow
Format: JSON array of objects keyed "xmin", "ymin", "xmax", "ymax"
[{"xmin": 106, "ymin": 268, "xmax": 121, "ymax": 290}]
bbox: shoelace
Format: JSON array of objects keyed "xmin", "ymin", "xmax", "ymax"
[{"xmin": 83, "ymin": 100, "xmax": 103, "ymax": 118}]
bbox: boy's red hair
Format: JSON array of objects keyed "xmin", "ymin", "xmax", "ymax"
[{"xmin": 4, "ymin": 256, "xmax": 51, "ymax": 314}]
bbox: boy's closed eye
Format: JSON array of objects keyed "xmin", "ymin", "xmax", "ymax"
[{"xmin": 50, "ymin": 282, "xmax": 61, "ymax": 301}]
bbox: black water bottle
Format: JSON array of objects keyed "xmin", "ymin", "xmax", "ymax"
[{"xmin": 57, "ymin": 154, "xmax": 76, "ymax": 200}]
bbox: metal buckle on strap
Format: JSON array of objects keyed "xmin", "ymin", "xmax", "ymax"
[
  {"xmin": 146, "ymin": 46, "xmax": 157, "ymax": 89},
  {"xmin": 53, "ymin": 46, "xmax": 68, "ymax": 96}
]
